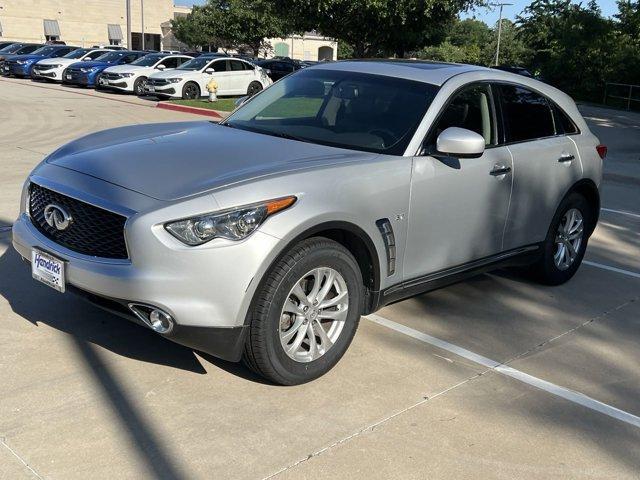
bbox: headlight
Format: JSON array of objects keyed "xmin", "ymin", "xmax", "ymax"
[
  {"xmin": 81, "ymin": 67, "xmax": 97, "ymax": 73},
  {"xmin": 48, "ymin": 64, "xmax": 63, "ymax": 68},
  {"xmin": 16, "ymin": 60, "xmax": 29, "ymax": 65},
  {"xmin": 165, "ymin": 196, "xmax": 296, "ymax": 246},
  {"xmin": 167, "ymin": 78, "xmax": 183, "ymax": 84}
]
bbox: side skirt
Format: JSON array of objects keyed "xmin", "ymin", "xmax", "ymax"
[{"xmin": 371, "ymin": 244, "xmax": 541, "ymax": 311}]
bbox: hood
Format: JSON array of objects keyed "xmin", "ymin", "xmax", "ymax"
[
  {"xmin": 150, "ymin": 68, "xmax": 193, "ymax": 79},
  {"xmin": 44, "ymin": 122, "xmax": 375, "ymax": 201},
  {"xmin": 10, "ymin": 54, "xmax": 45, "ymax": 62},
  {"xmin": 69, "ymin": 60, "xmax": 111, "ymax": 69},
  {"xmin": 0, "ymin": 53, "xmax": 22, "ymax": 61},
  {"xmin": 104, "ymin": 64, "xmax": 146, "ymax": 74},
  {"xmin": 37, "ymin": 57, "xmax": 77, "ymax": 66}
]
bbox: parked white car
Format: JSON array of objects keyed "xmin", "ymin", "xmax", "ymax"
[
  {"xmin": 146, "ymin": 56, "xmax": 272, "ymax": 99},
  {"xmin": 98, "ymin": 53, "xmax": 193, "ymax": 95},
  {"xmin": 31, "ymin": 48, "xmax": 110, "ymax": 82}
]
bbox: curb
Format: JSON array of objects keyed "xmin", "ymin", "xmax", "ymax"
[{"xmin": 156, "ymin": 102, "xmax": 226, "ymax": 119}]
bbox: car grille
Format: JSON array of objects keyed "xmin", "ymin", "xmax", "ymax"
[
  {"xmin": 148, "ymin": 78, "xmax": 169, "ymax": 86},
  {"xmin": 29, "ymin": 183, "xmax": 129, "ymax": 259},
  {"xmin": 34, "ymin": 64, "xmax": 55, "ymax": 72},
  {"xmin": 102, "ymin": 72, "xmax": 122, "ymax": 80}
]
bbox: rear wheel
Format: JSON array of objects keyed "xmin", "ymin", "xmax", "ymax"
[
  {"xmin": 181, "ymin": 81, "xmax": 200, "ymax": 100},
  {"xmin": 243, "ymin": 238, "xmax": 363, "ymax": 385},
  {"xmin": 530, "ymin": 193, "xmax": 591, "ymax": 285},
  {"xmin": 133, "ymin": 76, "xmax": 147, "ymax": 96},
  {"xmin": 247, "ymin": 81, "xmax": 263, "ymax": 96}
]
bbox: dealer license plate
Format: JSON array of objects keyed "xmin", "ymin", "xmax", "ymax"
[{"xmin": 31, "ymin": 249, "xmax": 65, "ymax": 292}]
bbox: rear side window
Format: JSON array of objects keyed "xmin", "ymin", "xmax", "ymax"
[
  {"xmin": 499, "ymin": 85, "xmax": 555, "ymax": 142},
  {"xmin": 552, "ymin": 104, "xmax": 579, "ymax": 135},
  {"xmin": 229, "ymin": 60, "xmax": 245, "ymax": 71}
]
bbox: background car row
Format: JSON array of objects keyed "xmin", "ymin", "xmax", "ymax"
[{"xmin": 0, "ymin": 41, "xmax": 316, "ymax": 100}]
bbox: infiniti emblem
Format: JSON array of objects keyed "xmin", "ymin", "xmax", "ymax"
[{"xmin": 44, "ymin": 204, "xmax": 73, "ymax": 231}]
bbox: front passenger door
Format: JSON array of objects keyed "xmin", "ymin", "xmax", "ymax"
[{"xmin": 403, "ymin": 83, "xmax": 514, "ymax": 280}]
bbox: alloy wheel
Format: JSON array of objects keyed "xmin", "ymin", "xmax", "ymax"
[
  {"xmin": 554, "ymin": 208, "xmax": 584, "ymax": 270},
  {"xmin": 279, "ymin": 267, "xmax": 349, "ymax": 363}
]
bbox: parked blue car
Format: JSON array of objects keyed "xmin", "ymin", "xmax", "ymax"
[
  {"xmin": 0, "ymin": 43, "xmax": 43, "ymax": 72},
  {"xmin": 62, "ymin": 50, "xmax": 146, "ymax": 87},
  {"xmin": 2, "ymin": 45, "xmax": 77, "ymax": 77}
]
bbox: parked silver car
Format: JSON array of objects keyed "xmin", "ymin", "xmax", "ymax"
[{"xmin": 13, "ymin": 61, "xmax": 606, "ymax": 384}]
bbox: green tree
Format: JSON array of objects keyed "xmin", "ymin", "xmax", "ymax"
[
  {"xmin": 483, "ymin": 19, "xmax": 531, "ymax": 66},
  {"xmin": 517, "ymin": 0, "xmax": 618, "ymax": 99},
  {"xmin": 274, "ymin": 0, "xmax": 483, "ymax": 58},
  {"xmin": 173, "ymin": 0, "xmax": 290, "ymax": 56}
]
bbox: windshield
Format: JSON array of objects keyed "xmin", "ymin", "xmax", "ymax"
[
  {"xmin": 31, "ymin": 46, "xmax": 59, "ymax": 56},
  {"xmin": 131, "ymin": 54, "xmax": 164, "ymax": 67},
  {"xmin": 93, "ymin": 51, "xmax": 127, "ymax": 63},
  {"xmin": 225, "ymin": 69, "xmax": 439, "ymax": 155},
  {"xmin": 178, "ymin": 57, "xmax": 211, "ymax": 71},
  {"xmin": 0, "ymin": 44, "xmax": 23, "ymax": 53},
  {"xmin": 64, "ymin": 48, "xmax": 92, "ymax": 59}
]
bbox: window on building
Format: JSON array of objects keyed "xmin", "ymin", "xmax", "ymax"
[
  {"xmin": 107, "ymin": 24, "xmax": 123, "ymax": 47},
  {"xmin": 43, "ymin": 19, "xmax": 61, "ymax": 42}
]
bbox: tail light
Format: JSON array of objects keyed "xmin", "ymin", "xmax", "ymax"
[{"xmin": 596, "ymin": 144, "xmax": 607, "ymax": 159}]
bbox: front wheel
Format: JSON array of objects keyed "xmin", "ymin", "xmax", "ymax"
[
  {"xmin": 530, "ymin": 192, "xmax": 591, "ymax": 285},
  {"xmin": 243, "ymin": 238, "xmax": 363, "ymax": 385},
  {"xmin": 181, "ymin": 82, "xmax": 200, "ymax": 100},
  {"xmin": 133, "ymin": 77, "xmax": 147, "ymax": 96}
]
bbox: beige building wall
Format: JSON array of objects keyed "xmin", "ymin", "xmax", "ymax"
[
  {"xmin": 266, "ymin": 33, "xmax": 338, "ymax": 61},
  {"xmin": 0, "ymin": 0, "xmax": 174, "ymax": 48}
]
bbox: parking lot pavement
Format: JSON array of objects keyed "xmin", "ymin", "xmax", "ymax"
[{"xmin": 1, "ymin": 80, "xmax": 639, "ymax": 479}]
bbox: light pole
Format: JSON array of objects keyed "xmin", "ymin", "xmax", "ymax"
[
  {"xmin": 141, "ymin": 0, "xmax": 145, "ymax": 50},
  {"xmin": 126, "ymin": 0, "xmax": 132, "ymax": 49},
  {"xmin": 491, "ymin": 2, "xmax": 513, "ymax": 66}
]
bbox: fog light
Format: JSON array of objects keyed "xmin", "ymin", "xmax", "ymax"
[
  {"xmin": 149, "ymin": 309, "xmax": 173, "ymax": 334},
  {"xmin": 128, "ymin": 303, "xmax": 175, "ymax": 334}
]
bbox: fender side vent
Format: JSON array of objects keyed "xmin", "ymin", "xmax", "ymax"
[{"xmin": 376, "ymin": 218, "xmax": 396, "ymax": 276}]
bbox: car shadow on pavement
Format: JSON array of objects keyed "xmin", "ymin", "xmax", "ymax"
[{"xmin": 0, "ymin": 227, "xmax": 268, "ymax": 384}]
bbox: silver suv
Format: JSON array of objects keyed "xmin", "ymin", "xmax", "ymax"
[{"xmin": 13, "ymin": 61, "xmax": 606, "ymax": 385}]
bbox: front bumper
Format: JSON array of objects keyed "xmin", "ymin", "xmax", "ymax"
[
  {"xmin": 63, "ymin": 70, "xmax": 96, "ymax": 86},
  {"xmin": 145, "ymin": 84, "xmax": 177, "ymax": 97},
  {"xmin": 32, "ymin": 67, "xmax": 62, "ymax": 81},
  {"xmin": 100, "ymin": 77, "xmax": 133, "ymax": 91},
  {"xmin": 4, "ymin": 63, "xmax": 32, "ymax": 76}
]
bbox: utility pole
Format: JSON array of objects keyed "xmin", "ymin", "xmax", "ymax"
[
  {"xmin": 141, "ymin": 0, "xmax": 145, "ymax": 50},
  {"xmin": 126, "ymin": 0, "xmax": 132, "ymax": 49},
  {"xmin": 492, "ymin": 2, "xmax": 513, "ymax": 66}
]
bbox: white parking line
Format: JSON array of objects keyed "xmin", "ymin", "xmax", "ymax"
[
  {"xmin": 601, "ymin": 207, "xmax": 640, "ymax": 219},
  {"xmin": 583, "ymin": 260, "xmax": 640, "ymax": 279},
  {"xmin": 365, "ymin": 313, "xmax": 640, "ymax": 429}
]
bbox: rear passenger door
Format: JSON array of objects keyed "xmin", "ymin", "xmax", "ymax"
[
  {"xmin": 228, "ymin": 59, "xmax": 252, "ymax": 95},
  {"xmin": 497, "ymin": 84, "xmax": 583, "ymax": 249}
]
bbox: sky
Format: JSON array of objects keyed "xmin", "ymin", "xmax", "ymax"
[{"xmin": 173, "ymin": 0, "xmax": 621, "ymax": 27}]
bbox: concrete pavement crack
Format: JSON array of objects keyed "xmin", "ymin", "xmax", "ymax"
[
  {"xmin": 1, "ymin": 436, "xmax": 45, "ymax": 479},
  {"xmin": 262, "ymin": 296, "xmax": 639, "ymax": 479}
]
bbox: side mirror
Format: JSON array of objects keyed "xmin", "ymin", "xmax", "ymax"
[
  {"xmin": 156, "ymin": 64, "xmax": 166, "ymax": 70},
  {"xmin": 234, "ymin": 96, "xmax": 249, "ymax": 107},
  {"xmin": 265, "ymin": 69, "xmax": 272, "ymax": 75},
  {"xmin": 83, "ymin": 56, "xmax": 92, "ymax": 61},
  {"xmin": 436, "ymin": 127, "xmax": 485, "ymax": 158},
  {"xmin": 205, "ymin": 68, "xmax": 214, "ymax": 74}
]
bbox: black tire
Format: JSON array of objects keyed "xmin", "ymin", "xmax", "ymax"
[
  {"xmin": 243, "ymin": 237, "xmax": 364, "ymax": 385},
  {"xmin": 94, "ymin": 74, "xmax": 102, "ymax": 90},
  {"xmin": 530, "ymin": 192, "xmax": 592, "ymax": 285},
  {"xmin": 134, "ymin": 76, "xmax": 147, "ymax": 96},
  {"xmin": 247, "ymin": 81, "xmax": 263, "ymax": 96},
  {"xmin": 182, "ymin": 81, "xmax": 200, "ymax": 100}
]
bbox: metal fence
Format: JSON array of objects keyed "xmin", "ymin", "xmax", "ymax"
[{"xmin": 603, "ymin": 83, "xmax": 640, "ymax": 111}]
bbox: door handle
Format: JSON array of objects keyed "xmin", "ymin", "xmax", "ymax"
[
  {"xmin": 490, "ymin": 165, "xmax": 511, "ymax": 176},
  {"xmin": 558, "ymin": 154, "xmax": 575, "ymax": 163}
]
